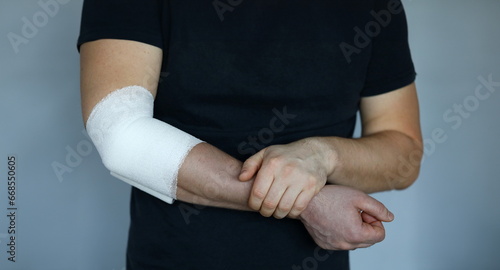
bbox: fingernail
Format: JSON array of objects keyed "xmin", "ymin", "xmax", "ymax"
[{"xmin": 388, "ymin": 211, "xmax": 395, "ymax": 221}]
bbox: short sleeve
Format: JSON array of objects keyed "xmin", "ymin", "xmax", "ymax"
[
  {"xmin": 361, "ymin": 0, "xmax": 416, "ymax": 97},
  {"xmin": 77, "ymin": 0, "xmax": 167, "ymax": 51}
]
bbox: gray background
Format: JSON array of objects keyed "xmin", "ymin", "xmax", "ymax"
[{"xmin": 1, "ymin": 0, "xmax": 499, "ymax": 269}]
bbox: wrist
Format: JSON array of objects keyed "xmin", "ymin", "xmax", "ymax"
[
  {"xmin": 305, "ymin": 137, "xmax": 339, "ymax": 180},
  {"xmin": 298, "ymin": 184, "xmax": 330, "ymax": 221}
]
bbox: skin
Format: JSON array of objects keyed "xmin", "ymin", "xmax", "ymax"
[
  {"xmin": 239, "ymin": 83, "xmax": 423, "ymax": 219},
  {"xmin": 80, "ymin": 39, "xmax": 419, "ymax": 250}
]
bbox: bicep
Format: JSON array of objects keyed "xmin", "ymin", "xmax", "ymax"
[
  {"xmin": 359, "ymin": 82, "xmax": 422, "ymax": 143},
  {"xmin": 80, "ymin": 39, "xmax": 162, "ymax": 125}
]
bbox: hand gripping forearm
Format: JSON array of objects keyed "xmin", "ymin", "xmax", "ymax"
[{"xmin": 86, "ymin": 85, "xmax": 253, "ymax": 209}]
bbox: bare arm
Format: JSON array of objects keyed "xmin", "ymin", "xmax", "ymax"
[
  {"xmin": 81, "ymin": 39, "xmax": 395, "ymax": 250},
  {"xmin": 239, "ymin": 83, "xmax": 422, "ymax": 218},
  {"xmin": 321, "ymin": 83, "xmax": 423, "ymax": 193},
  {"xmin": 176, "ymin": 142, "xmax": 254, "ymax": 210},
  {"xmin": 80, "ymin": 39, "xmax": 252, "ymax": 210}
]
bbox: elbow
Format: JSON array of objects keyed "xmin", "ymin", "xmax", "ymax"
[
  {"xmin": 394, "ymin": 169, "xmax": 420, "ymax": 190},
  {"xmin": 394, "ymin": 145, "xmax": 423, "ymax": 190},
  {"xmin": 100, "ymin": 154, "xmax": 115, "ymax": 173}
]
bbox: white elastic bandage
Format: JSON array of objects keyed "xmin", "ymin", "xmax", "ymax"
[{"xmin": 86, "ymin": 85, "xmax": 203, "ymax": 204}]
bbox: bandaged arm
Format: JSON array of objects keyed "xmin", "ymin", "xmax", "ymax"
[
  {"xmin": 81, "ymin": 39, "xmax": 253, "ymax": 210},
  {"xmin": 86, "ymin": 85, "xmax": 203, "ymax": 203}
]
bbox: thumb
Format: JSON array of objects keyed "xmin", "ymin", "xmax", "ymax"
[
  {"xmin": 239, "ymin": 149, "xmax": 265, "ymax": 181},
  {"xmin": 360, "ymin": 211, "xmax": 379, "ymax": 224},
  {"xmin": 358, "ymin": 196, "xmax": 394, "ymax": 223},
  {"xmin": 360, "ymin": 216, "xmax": 386, "ymax": 244}
]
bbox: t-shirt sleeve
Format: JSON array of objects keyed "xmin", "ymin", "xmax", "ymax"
[
  {"xmin": 361, "ymin": 0, "xmax": 416, "ymax": 97},
  {"xmin": 77, "ymin": 0, "xmax": 167, "ymax": 51}
]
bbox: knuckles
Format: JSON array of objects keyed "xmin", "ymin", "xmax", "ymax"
[
  {"xmin": 293, "ymin": 202, "xmax": 307, "ymax": 213},
  {"xmin": 262, "ymin": 199, "xmax": 278, "ymax": 210},
  {"xmin": 305, "ymin": 176, "xmax": 318, "ymax": 189},
  {"xmin": 251, "ymin": 188, "xmax": 266, "ymax": 200},
  {"xmin": 266, "ymin": 156, "xmax": 282, "ymax": 169},
  {"xmin": 277, "ymin": 203, "xmax": 293, "ymax": 213},
  {"xmin": 281, "ymin": 163, "xmax": 296, "ymax": 177}
]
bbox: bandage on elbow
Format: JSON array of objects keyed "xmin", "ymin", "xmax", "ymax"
[{"xmin": 85, "ymin": 85, "xmax": 203, "ymax": 204}]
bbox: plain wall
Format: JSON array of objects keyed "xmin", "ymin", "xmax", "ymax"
[{"xmin": 1, "ymin": 1, "xmax": 499, "ymax": 269}]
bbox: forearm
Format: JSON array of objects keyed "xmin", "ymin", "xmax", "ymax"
[
  {"xmin": 314, "ymin": 130, "xmax": 423, "ymax": 193},
  {"xmin": 176, "ymin": 142, "xmax": 254, "ymax": 211}
]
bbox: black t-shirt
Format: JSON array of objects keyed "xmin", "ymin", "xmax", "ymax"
[{"xmin": 78, "ymin": 1, "xmax": 416, "ymax": 269}]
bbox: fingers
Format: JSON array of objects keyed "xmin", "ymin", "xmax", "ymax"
[
  {"xmin": 250, "ymin": 174, "xmax": 312, "ymax": 218},
  {"xmin": 243, "ymin": 145, "xmax": 324, "ymax": 218},
  {"xmin": 266, "ymin": 189, "xmax": 314, "ymax": 219},
  {"xmin": 354, "ymin": 198, "xmax": 390, "ymax": 244},
  {"xmin": 239, "ymin": 149, "xmax": 265, "ymax": 181},
  {"xmin": 358, "ymin": 196, "xmax": 394, "ymax": 222},
  {"xmin": 256, "ymin": 175, "xmax": 306, "ymax": 218},
  {"xmin": 247, "ymin": 161, "xmax": 275, "ymax": 211},
  {"xmin": 354, "ymin": 210, "xmax": 386, "ymax": 245},
  {"xmin": 287, "ymin": 189, "xmax": 314, "ymax": 218},
  {"xmin": 303, "ymin": 220, "xmax": 377, "ymax": 251},
  {"xmin": 273, "ymin": 187, "xmax": 304, "ymax": 219},
  {"xmin": 247, "ymin": 153, "xmax": 290, "ymax": 215},
  {"xmin": 334, "ymin": 216, "xmax": 386, "ymax": 249},
  {"xmin": 251, "ymin": 171, "xmax": 314, "ymax": 218},
  {"xmin": 300, "ymin": 186, "xmax": 391, "ymax": 251},
  {"xmin": 360, "ymin": 211, "xmax": 379, "ymax": 224},
  {"xmin": 259, "ymin": 183, "xmax": 288, "ymax": 217},
  {"xmin": 360, "ymin": 219, "xmax": 386, "ymax": 244}
]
